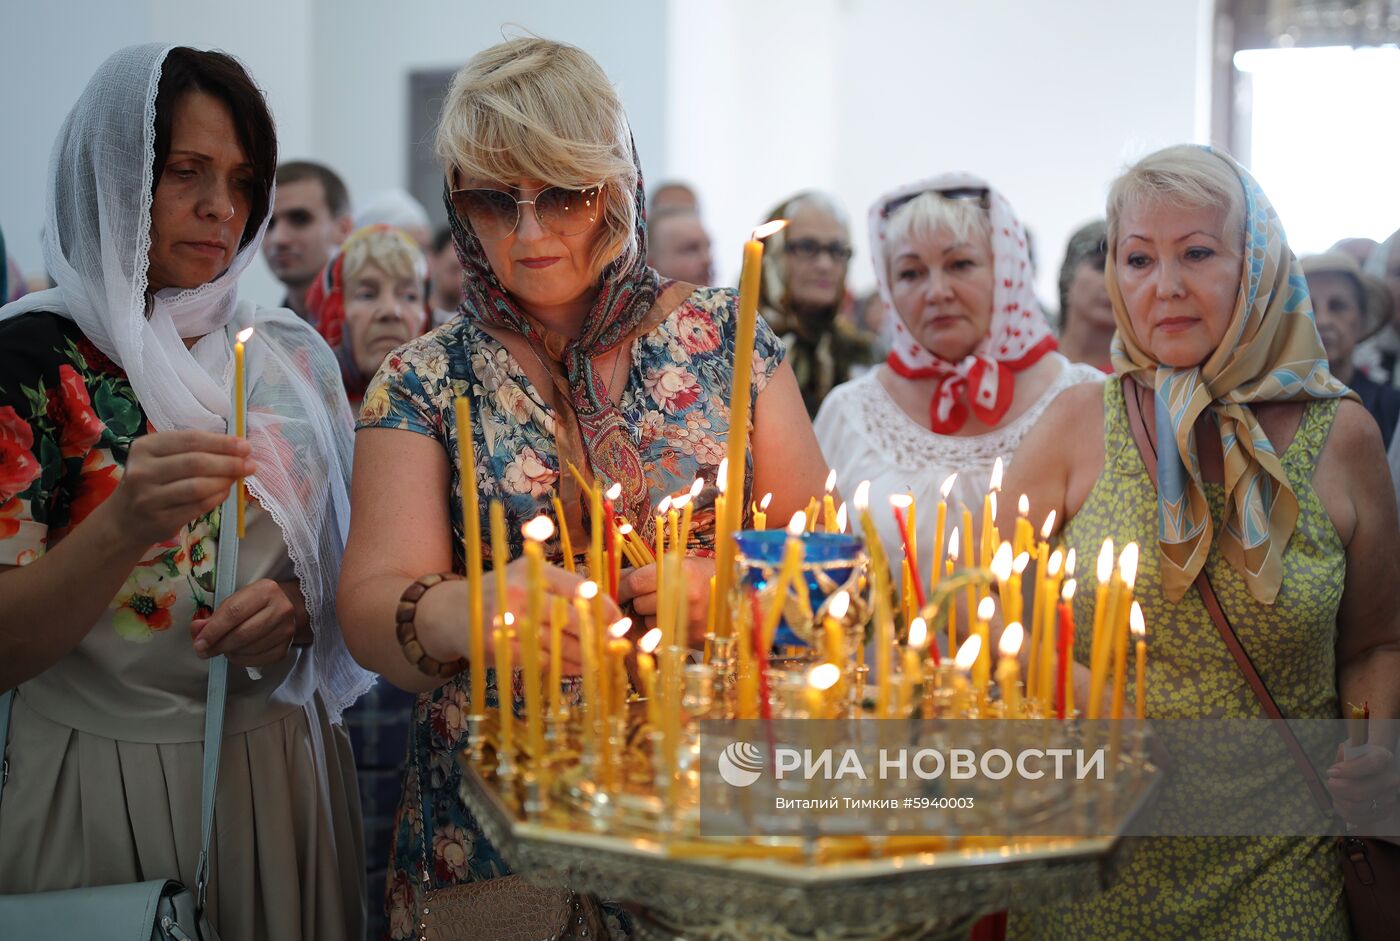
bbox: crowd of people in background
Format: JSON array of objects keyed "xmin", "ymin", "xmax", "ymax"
[{"xmin": 2, "ymin": 34, "xmax": 1399, "ymax": 941}]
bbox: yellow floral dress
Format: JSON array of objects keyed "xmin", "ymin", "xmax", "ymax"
[{"xmin": 1010, "ymin": 377, "xmax": 1349, "ymax": 940}]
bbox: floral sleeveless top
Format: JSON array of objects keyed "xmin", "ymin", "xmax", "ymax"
[
  {"xmin": 356, "ymin": 286, "xmax": 784, "ymax": 938},
  {"xmin": 1010, "ymin": 377, "xmax": 1348, "ymax": 940}
]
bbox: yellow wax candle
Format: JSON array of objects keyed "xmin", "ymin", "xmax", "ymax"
[
  {"xmin": 607, "ymin": 627, "xmax": 632, "ymax": 729},
  {"xmin": 1109, "ymin": 544, "xmax": 1139, "ymax": 721},
  {"xmin": 804, "ymin": 496, "xmax": 819, "ymax": 533},
  {"xmin": 901, "ymin": 617, "xmax": 928, "ymax": 716},
  {"xmin": 876, "ymin": 590, "xmax": 895, "ymax": 719},
  {"xmin": 1130, "ymin": 602, "xmax": 1146, "ymax": 722},
  {"xmin": 991, "ymin": 542, "xmax": 1014, "ymax": 624},
  {"xmin": 981, "ymin": 457, "xmax": 1003, "ymax": 567},
  {"xmin": 494, "ymin": 614, "xmax": 515, "ymax": 765},
  {"xmin": 638, "ymin": 627, "xmax": 662, "ymax": 728},
  {"xmin": 489, "ymin": 498, "xmax": 510, "ymax": 623},
  {"xmin": 550, "ymin": 495, "xmax": 575, "ymax": 573},
  {"xmin": 589, "ymin": 481, "xmax": 604, "ymax": 586},
  {"xmin": 946, "ymin": 528, "xmax": 960, "ymax": 652},
  {"xmin": 753, "ymin": 492, "xmax": 771, "ymax": 531},
  {"xmin": 668, "ymin": 507, "xmax": 680, "ymax": 559},
  {"xmin": 761, "ymin": 513, "xmax": 808, "ymax": 651},
  {"xmin": 549, "ymin": 595, "xmax": 566, "ymax": 719},
  {"xmin": 1035, "ymin": 548, "xmax": 1063, "ymax": 705},
  {"xmin": 678, "ymin": 477, "xmax": 702, "ymax": 551},
  {"xmin": 735, "ymin": 583, "xmax": 757, "ymax": 719},
  {"xmin": 960, "ymin": 508, "xmax": 977, "ymax": 639},
  {"xmin": 823, "ymin": 591, "xmax": 849, "ymax": 704},
  {"xmin": 1014, "ymin": 493, "xmax": 1033, "ymax": 559},
  {"xmin": 953, "ymin": 635, "xmax": 981, "ymax": 716},
  {"xmin": 654, "ymin": 494, "xmax": 670, "ymax": 569},
  {"xmin": 520, "ymin": 516, "xmax": 553, "ymax": 765},
  {"xmin": 822, "ymin": 468, "xmax": 838, "ymax": 532},
  {"xmin": 974, "ymin": 595, "xmax": 995, "ymax": 702},
  {"xmin": 1087, "ymin": 539, "xmax": 1120, "ymax": 721},
  {"xmin": 806, "ymin": 662, "xmax": 840, "ymax": 719},
  {"xmin": 232, "ymin": 327, "xmax": 253, "ymax": 538},
  {"xmin": 717, "ymin": 223, "xmax": 787, "ymax": 640},
  {"xmin": 901, "ymin": 558, "xmax": 915, "ymax": 628},
  {"xmin": 997, "ymin": 622, "xmax": 1024, "ymax": 717},
  {"xmin": 931, "ymin": 473, "xmax": 955, "ymax": 590},
  {"xmin": 575, "ymin": 582, "xmax": 601, "ymax": 758},
  {"xmin": 453, "ymin": 397, "xmax": 488, "ymax": 717}
]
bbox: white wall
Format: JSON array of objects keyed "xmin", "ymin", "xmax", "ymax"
[
  {"xmin": 669, "ymin": 0, "xmax": 1215, "ymax": 305},
  {"xmin": 2, "ymin": 1, "xmax": 1212, "ymax": 311}
]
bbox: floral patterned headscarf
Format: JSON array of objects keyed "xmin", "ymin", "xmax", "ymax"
[
  {"xmin": 1108, "ymin": 146, "xmax": 1354, "ymax": 605},
  {"xmin": 870, "ymin": 173, "xmax": 1057, "ymax": 434},
  {"xmin": 443, "ymin": 144, "xmax": 661, "ymax": 527}
]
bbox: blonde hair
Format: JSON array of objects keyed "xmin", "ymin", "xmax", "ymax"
[
  {"xmin": 881, "ymin": 192, "xmax": 991, "ymax": 278},
  {"xmin": 435, "ymin": 37, "xmax": 638, "ymax": 276},
  {"xmin": 340, "ymin": 226, "xmax": 427, "ymax": 288},
  {"xmin": 1107, "ymin": 145, "xmax": 1245, "ymax": 252}
]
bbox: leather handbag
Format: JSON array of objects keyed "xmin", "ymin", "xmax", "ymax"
[
  {"xmin": 0, "ymin": 482, "xmax": 244, "ymax": 939},
  {"xmin": 1123, "ymin": 381, "xmax": 1400, "ymax": 939}
]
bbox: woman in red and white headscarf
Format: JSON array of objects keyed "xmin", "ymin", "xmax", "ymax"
[{"xmin": 814, "ymin": 174, "xmax": 1102, "ymax": 570}]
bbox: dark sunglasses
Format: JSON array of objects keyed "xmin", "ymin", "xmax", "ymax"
[
  {"xmin": 881, "ymin": 186, "xmax": 991, "ymax": 218},
  {"xmin": 784, "ymin": 238, "xmax": 854, "ymax": 262},
  {"xmin": 448, "ymin": 183, "xmax": 605, "ymax": 240}
]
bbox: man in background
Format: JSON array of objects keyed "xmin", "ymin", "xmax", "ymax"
[
  {"xmin": 647, "ymin": 207, "xmax": 714, "ymax": 285},
  {"xmin": 263, "ymin": 160, "xmax": 353, "ymax": 322},
  {"xmin": 426, "ymin": 225, "xmax": 463, "ymax": 327}
]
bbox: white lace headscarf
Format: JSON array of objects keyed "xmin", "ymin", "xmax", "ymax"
[{"xmin": 0, "ymin": 43, "xmax": 373, "ymax": 721}]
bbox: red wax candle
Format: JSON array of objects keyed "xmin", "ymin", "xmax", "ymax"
[
  {"xmin": 1055, "ymin": 601, "xmax": 1072, "ymax": 720},
  {"xmin": 603, "ymin": 496, "xmax": 618, "ymax": 598},
  {"xmin": 891, "ymin": 504, "xmax": 926, "ymax": 609}
]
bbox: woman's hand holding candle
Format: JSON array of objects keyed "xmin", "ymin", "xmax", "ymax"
[{"xmin": 618, "ymin": 555, "xmax": 717, "ymax": 644}]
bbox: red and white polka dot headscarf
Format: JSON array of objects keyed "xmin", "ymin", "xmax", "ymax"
[{"xmin": 870, "ymin": 173, "xmax": 1056, "ymax": 434}]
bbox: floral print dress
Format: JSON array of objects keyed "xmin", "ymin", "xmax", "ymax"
[{"xmin": 357, "ymin": 285, "xmax": 785, "ymax": 938}]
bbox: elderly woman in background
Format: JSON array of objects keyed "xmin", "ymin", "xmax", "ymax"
[
  {"xmin": 814, "ymin": 175, "xmax": 1101, "ymax": 572},
  {"xmin": 1302, "ymin": 251, "xmax": 1400, "ymax": 447},
  {"xmin": 307, "ymin": 224, "xmax": 429, "ymax": 408},
  {"xmin": 1004, "ymin": 145, "xmax": 1400, "ymax": 940},
  {"xmin": 1356, "ymin": 227, "xmax": 1400, "ymax": 385},
  {"xmin": 760, "ymin": 191, "xmax": 874, "ymax": 416},
  {"xmin": 1055, "ymin": 219, "xmax": 1114, "ymax": 371},
  {"xmin": 0, "ymin": 45, "xmax": 368, "ymax": 940},
  {"xmin": 336, "ymin": 37, "xmax": 827, "ymax": 938}
]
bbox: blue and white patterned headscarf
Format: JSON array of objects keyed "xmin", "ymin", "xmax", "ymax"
[{"xmin": 1108, "ymin": 146, "xmax": 1353, "ymax": 604}]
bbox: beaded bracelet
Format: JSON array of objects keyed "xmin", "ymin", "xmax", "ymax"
[{"xmin": 395, "ymin": 572, "xmax": 469, "ymax": 678}]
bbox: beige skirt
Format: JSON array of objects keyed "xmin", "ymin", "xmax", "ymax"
[{"xmin": 0, "ymin": 691, "xmax": 366, "ymax": 941}]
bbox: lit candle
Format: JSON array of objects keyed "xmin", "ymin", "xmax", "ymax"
[
  {"xmin": 835, "ymin": 501, "xmax": 848, "ymax": 534},
  {"xmin": 806, "ymin": 662, "xmax": 840, "ymax": 719},
  {"xmin": 549, "ymin": 595, "xmax": 567, "ymax": 719},
  {"xmin": 974, "ymin": 595, "xmax": 996, "ymax": 704},
  {"xmin": 654, "ymin": 494, "xmax": 671, "ymax": 568},
  {"xmin": 1087, "ymin": 539, "xmax": 1115, "ymax": 720},
  {"xmin": 589, "ymin": 480, "xmax": 605, "ymax": 594},
  {"xmin": 550, "ymin": 495, "xmax": 575, "ymax": 573},
  {"xmin": 1056, "ymin": 579, "xmax": 1077, "ymax": 720},
  {"xmin": 1109, "ymin": 543, "xmax": 1139, "ymax": 721},
  {"xmin": 997, "ymin": 622, "xmax": 1024, "ymax": 717},
  {"xmin": 602, "ymin": 482, "xmax": 621, "ymax": 599},
  {"xmin": 981, "ymin": 457, "xmax": 1003, "ymax": 567},
  {"xmin": 931, "ymin": 473, "xmax": 955, "ymax": 590},
  {"xmin": 715, "ymin": 220, "xmax": 789, "ymax": 639},
  {"xmin": 961, "ymin": 507, "xmax": 977, "ymax": 644},
  {"xmin": 575, "ymin": 582, "xmax": 601, "ymax": 760},
  {"xmin": 735, "ymin": 584, "xmax": 758, "ymax": 719},
  {"xmin": 232, "ymin": 327, "xmax": 253, "ymax": 538},
  {"xmin": 991, "ymin": 542, "xmax": 1014, "ymax": 630},
  {"xmin": 1034, "ymin": 547, "xmax": 1063, "ymax": 706},
  {"xmin": 520, "ymin": 515, "xmax": 554, "ymax": 766},
  {"xmin": 889, "ymin": 493, "xmax": 926, "ymax": 611},
  {"xmin": 945, "ymin": 528, "xmax": 960, "ymax": 652},
  {"xmin": 822, "ymin": 469, "xmax": 839, "ymax": 533},
  {"xmin": 753, "ymin": 491, "xmax": 772, "ymax": 531},
  {"xmin": 494, "ymin": 611, "xmax": 515, "ymax": 767},
  {"xmin": 953, "ymin": 635, "xmax": 982, "ymax": 716},
  {"xmin": 823, "ymin": 590, "xmax": 850, "ymax": 705},
  {"xmin": 606, "ymin": 617, "xmax": 633, "ymax": 732},
  {"xmin": 453, "ymin": 397, "xmax": 487, "ymax": 717},
  {"xmin": 637, "ymin": 627, "xmax": 662, "ymax": 729},
  {"xmin": 1130, "ymin": 601, "xmax": 1146, "ymax": 722},
  {"xmin": 760, "ymin": 512, "xmax": 808, "ymax": 652},
  {"xmin": 1013, "ymin": 494, "xmax": 1033, "ymax": 559},
  {"xmin": 1009, "ymin": 550, "xmax": 1029, "ymax": 627},
  {"xmin": 677, "ymin": 477, "xmax": 702, "ymax": 551}
]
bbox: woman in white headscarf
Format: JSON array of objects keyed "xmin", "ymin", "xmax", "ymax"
[{"xmin": 0, "ymin": 45, "xmax": 370, "ymax": 940}]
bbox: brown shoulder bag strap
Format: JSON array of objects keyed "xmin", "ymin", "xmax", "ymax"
[{"xmin": 1121, "ymin": 379, "xmax": 1334, "ymax": 813}]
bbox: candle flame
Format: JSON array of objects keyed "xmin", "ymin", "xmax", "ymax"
[
  {"xmin": 939, "ymin": 473, "xmax": 957, "ymax": 499},
  {"xmin": 502, "ymin": 611, "xmax": 515, "ymax": 626},
  {"xmin": 1041, "ymin": 510, "xmax": 1057, "ymax": 540},
  {"xmin": 1047, "ymin": 548, "xmax": 1064, "ymax": 577},
  {"xmin": 1065, "ymin": 547, "xmax": 1077, "ymax": 576},
  {"xmin": 609, "ymin": 617, "xmax": 633, "ymax": 639},
  {"xmin": 604, "ymin": 482, "xmax": 622, "ymax": 501},
  {"xmin": 1096, "ymin": 539, "xmax": 1115, "ymax": 583},
  {"xmin": 522, "ymin": 515, "xmax": 555, "ymax": 542},
  {"xmin": 236, "ymin": 326, "xmax": 255, "ymax": 343},
  {"xmin": 716, "ymin": 458, "xmax": 728, "ymax": 491},
  {"xmin": 689, "ymin": 477, "xmax": 704, "ymax": 498},
  {"xmin": 947, "ymin": 529, "xmax": 960, "ymax": 559},
  {"xmin": 1130, "ymin": 601, "xmax": 1145, "ymax": 638},
  {"xmin": 853, "ymin": 479, "xmax": 871, "ymax": 510},
  {"xmin": 786, "ymin": 511, "xmax": 807, "ymax": 536},
  {"xmin": 989, "ymin": 456, "xmax": 1004, "ymax": 492},
  {"xmin": 1017, "ymin": 493, "xmax": 1029, "ymax": 516},
  {"xmin": 657, "ymin": 494, "xmax": 672, "ymax": 514},
  {"xmin": 999, "ymin": 622, "xmax": 1024, "ymax": 657},
  {"xmin": 578, "ymin": 581, "xmax": 599, "ymax": 601},
  {"xmin": 1119, "ymin": 542, "xmax": 1140, "ymax": 589},
  {"xmin": 827, "ymin": 590, "xmax": 851, "ymax": 620},
  {"xmin": 889, "ymin": 493, "xmax": 913, "ymax": 510},
  {"xmin": 618, "ymin": 522, "xmax": 634, "ymax": 536},
  {"xmin": 835, "ymin": 502, "xmax": 848, "ymax": 533},
  {"xmin": 808, "ymin": 662, "xmax": 841, "ymax": 691},
  {"xmin": 824, "ymin": 468, "xmax": 837, "ymax": 494},
  {"xmin": 639, "ymin": 627, "xmax": 662, "ymax": 654},
  {"xmin": 759, "ymin": 492, "xmax": 773, "ymax": 511},
  {"xmin": 671, "ymin": 492, "xmax": 693, "ymax": 510},
  {"xmin": 977, "ymin": 595, "xmax": 996, "ymax": 621},
  {"xmin": 1062, "ymin": 578, "xmax": 1077, "ymax": 601},
  {"xmin": 908, "ymin": 617, "xmax": 928, "ymax": 649},
  {"xmin": 752, "ymin": 219, "xmax": 789, "ymax": 240},
  {"xmin": 955, "ymin": 635, "xmax": 982, "ymax": 671},
  {"xmin": 1013, "ymin": 551, "xmax": 1030, "ymax": 575},
  {"xmin": 991, "ymin": 542, "xmax": 1014, "ymax": 581}
]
